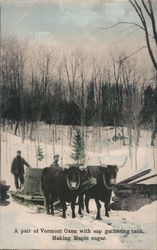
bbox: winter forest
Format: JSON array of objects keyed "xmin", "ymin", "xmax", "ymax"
[
  {"xmin": 1, "ymin": 34, "xmax": 157, "ymax": 169},
  {"xmin": 0, "ymin": 1, "xmax": 157, "ymax": 249},
  {"xmin": 1, "ymin": 35, "xmax": 157, "ymax": 128}
]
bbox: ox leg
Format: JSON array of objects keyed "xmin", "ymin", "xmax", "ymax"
[
  {"xmin": 108, "ymin": 203, "xmax": 111, "ymax": 211},
  {"xmin": 71, "ymin": 197, "xmax": 77, "ymax": 218},
  {"xmin": 78, "ymin": 194, "xmax": 84, "ymax": 216},
  {"xmin": 95, "ymin": 198, "xmax": 102, "ymax": 220},
  {"xmin": 45, "ymin": 194, "xmax": 50, "ymax": 215},
  {"xmin": 105, "ymin": 202, "xmax": 109, "ymax": 217},
  {"xmin": 104, "ymin": 196, "xmax": 111, "ymax": 217},
  {"xmin": 61, "ymin": 200, "xmax": 67, "ymax": 219},
  {"xmin": 50, "ymin": 194, "xmax": 54, "ymax": 215},
  {"xmin": 85, "ymin": 194, "xmax": 90, "ymax": 214}
]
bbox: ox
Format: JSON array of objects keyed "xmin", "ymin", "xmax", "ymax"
[
  {"xmin": 41, "ymin": 165, "xmax": 90, "ymax": 218},
  {"xmin": 78, "ymin": 157, "xmax": 127, "ymax": 220}
]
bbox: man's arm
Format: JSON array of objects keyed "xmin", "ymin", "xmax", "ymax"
[
  {"xmin": 23, "ymin": 159, "xmax": 31, "ymax": 168},
  {"xmin": 11, "ymin": 158, "xmax": 16, "ymax": 173}
]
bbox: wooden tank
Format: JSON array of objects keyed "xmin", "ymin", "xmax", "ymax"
[
  {"xmin": 23, "ymin": 168, "xmax": 43, "ymax": 195},
  {"xmin": 10, "ymin": 168, "xmax": 46, "ymax": 206}
]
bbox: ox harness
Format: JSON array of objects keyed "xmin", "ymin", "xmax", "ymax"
[
  {"xmin": 66, "ymin": 174, "xmax": 97, "ymax": 193},
  {"xmin": 102, "ymin": 173, "xmax": 115, "ymax": 190},
  {"xmin": 66, "ymin": 173, "xmax": 80, "ymax": 191}
]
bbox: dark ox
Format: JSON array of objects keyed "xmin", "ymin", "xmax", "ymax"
[
  {"xmin": 41, "ymin": 165, "xmax": 89, "ymax": 218},
  {"xmin": 78, "ymin": 157, "xmax": 127, "ymax": 220}
]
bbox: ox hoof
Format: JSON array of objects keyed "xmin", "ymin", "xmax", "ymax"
[
  {"xmin": 79, "ymin": 213, "xmax": 83, "ymax": 217},
  {"xmin": 51, "ymin": 212, "xmax": 54, "ymax": 216},
  {"xmin": 105, "ymin": 214, "xmax": 109, "ymax": 217},
  {"xmin": 72, "ymin": 215, "xmax": 76, "ymax": 219},
  {"xmin": 78, "ymin": 211, "xmax": 83, "ymax": 217},
  {"xmin": 96, "ymin": 216, "xmax": 102, "ymax": 220},
  {"xmin": 47, "ymin": 212, "xmax": 51, "ymax": 215},
  {"xmin": 62, "ymin": 215, "xmax": 66, "ymax": 219}
]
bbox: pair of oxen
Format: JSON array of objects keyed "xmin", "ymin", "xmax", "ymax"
[{"xmin": 41, "ymin": 158, "xmax": 127, "ymax": 220}]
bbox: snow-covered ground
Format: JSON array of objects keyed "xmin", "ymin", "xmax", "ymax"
[
  {"xmin": 0, "ymin": 126, "xmax": 157, "ymax": 249},
  {"xmin": 1, "ymin": 126, "xmax": 157, "ymax": 188},
  {"xmin": 0, "ymin": 198, "xmax": 156, "ymax": 249}
]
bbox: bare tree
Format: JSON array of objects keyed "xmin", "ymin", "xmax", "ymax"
[
  {"xmin": 108, "ymin": 54, "xmax": 124, "ymax": 143},
  {"xmin": 128, "ymin": 0, "xmax": 157, "ymax": 71},
  {"xmin": 28, "ymin": 46, "xmax": 53, "ymax": 166},
  {"xmin": 63, "ymin": 50, "xmax": 88, "ymax": 141},
  {"xmin": 1, "ymin": 38, "xmax": 27, "ymax": 139},
  {"xmin": 90, "ymin": 55, "xmax": 106, "ymax": 152}
]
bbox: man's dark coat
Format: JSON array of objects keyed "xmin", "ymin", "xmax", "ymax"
[{"xmin": 11, "ymin": 157, "xmax": 30, "ymax": 175}]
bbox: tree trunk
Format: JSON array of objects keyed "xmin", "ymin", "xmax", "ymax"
[
  {"xmin": 152, "ymin": 145, "xmax": 156, "ymax": 169},
  {"xmin": 136, "ymin": 125, "xmax": 140, "ymax": 146},
  {"xmin": 27, "ymin": 136, "xmax": 29, "ymax": 163},
  {"xmin": 55, "ymin": 123, "xmax": 57, "ymax": 142},
  {"xmin": 44, "ymin": 131, "xmax": 48, "ymax": 167},
  {"xmin": 61, "ymin": 126, "xmax": 64, "ymax": 166},
  {"xmin": 2, "ymin": 119, "xmax": 5, "ymax": 132},
  {"xmin": 5, "ymin": 129, "xmax": 8, "ymax": 168},
  {"xmin": 98, "ymin": 126, "xmax": 101, "ymax": 153},
  {"xmin": 128, "ymin": 125, "xmax": 132, "ymax": 146},
  {"xmin": 135, "ymin": 143, "xmax": 138, "ymax": 171},
  {"xmin": 151, "ymin": 116, "xmax": 157, "ymax": 146},
  {"xmin": 29, "ymin": 122, "xmax": 34, "ymax": 140},
  {"xmin": 128, "ymin": 125, "xmax": 133, "ymax": 169},
  {"xmin": 0, "ymin": 117, "xmax": 1, "ymax": 181},
  {"xmin": 122, "ymin": 125, "xmax": 126, "ymax": 145},
  {"xmin": 114, "ymin": 117, "xmax": 117, "ymax": 141},
  {"xmin": 52, "ymin": 124, "xmax": 55, "ymax": 156},
  {"xmin": 10, "ymin": 120, "xmax": 14, "ymax": 131},
  {"xmin": 69, "ymin": 126, "xmax": 72, "ymax": 146},
  {"xmin": 14, "ymin": 120, "xmax": 19, "ymax": 135},
  {"xmin": 92, "ymin": 127, "xmax": 95, "ymax": 152},
  {"xmin": 21, "ymin": 121, "xmax": 25, "ymax": 143},
  {"xmin": 9, "ymin": 132, "xmax": 12, "ymax": 165}
]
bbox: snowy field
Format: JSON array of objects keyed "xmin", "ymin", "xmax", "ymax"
[
  {"xmin": 1, "ymin": 125, "xmax": 157, "ymax": 188},
  {"xmin": 0, "ymin": 198, "xmax": 156, "ymax": 249},
  {"xmin": 0, "ymin": 125, "xmax": 157, "ymax": 249}
]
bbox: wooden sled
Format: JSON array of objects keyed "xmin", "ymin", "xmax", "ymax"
[{"xmin": 10, "ymin": 168, "xmax": 96, "ymax": 207}]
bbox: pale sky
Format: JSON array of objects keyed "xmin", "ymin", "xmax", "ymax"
[{"xmin": 1, "ymin": 0, "xmax": 157, "ymax": 60}]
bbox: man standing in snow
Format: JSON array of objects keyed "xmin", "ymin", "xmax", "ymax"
[
  {"xmin": 11, "ymin": 150, "xmax": 31, "ymax": 190},
  {"xmin": 49, "ymin": 154, "xmax": 60, "ymax": 168}
]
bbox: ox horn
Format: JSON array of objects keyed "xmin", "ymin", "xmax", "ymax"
[
  {"xmin": 118, "ymin": 156, "xmax": 128, "ymax": 169},
  {"xmin": 82, "ymin": 157, "xmax": 89, "ymax": 170},
  {"xmin": 97, "ymin": 156, "xmax": 107, "ymax": 167},
  {"xmin": 97, "ymin": 156, "xmax": 102, "ymax": 165},
  {"xmin": 64, "ymin": 164, "xmax": 70, "ymax": 169}
]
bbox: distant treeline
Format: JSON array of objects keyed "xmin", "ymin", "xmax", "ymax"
[
  {"xmin": 1, "ymin": 37, "xmax": 157, "ymax": 137},
  {"xmin": 1, "ymin": 81, "xmax": 157, "ymax": 127}
]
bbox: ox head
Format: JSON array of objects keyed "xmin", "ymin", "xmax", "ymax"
[
  {"xmin": 100, "ymin": 165, "xmax": 118, "ymax": 188},
  {"xmin": 98, "ymin": 156, "xmax": 127, "ymax": 188},
  {"xmin": 63, "ymin": 164, "xmax": 89, "ymax": 191}
]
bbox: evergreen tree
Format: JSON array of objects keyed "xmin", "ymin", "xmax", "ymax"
[
  {"xmin": 71, "ymin": 129, "xmax": 85, "ymax": 164},
  {"xmin": 36, "ymin": 145, "xmax": 44, "ymax": 161}
]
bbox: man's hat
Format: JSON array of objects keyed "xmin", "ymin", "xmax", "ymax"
[
  {"xmin": 54, "ymin": 154, "xmax": 59, "ymax": 158},
  {"xmin": 17, "ymin": 150, "xmax": 21, "ymax": 154}
]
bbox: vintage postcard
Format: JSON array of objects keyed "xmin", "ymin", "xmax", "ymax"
[{"xmin": 0, "ymin": 0, "xmax": 157, "ymax": 249}]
